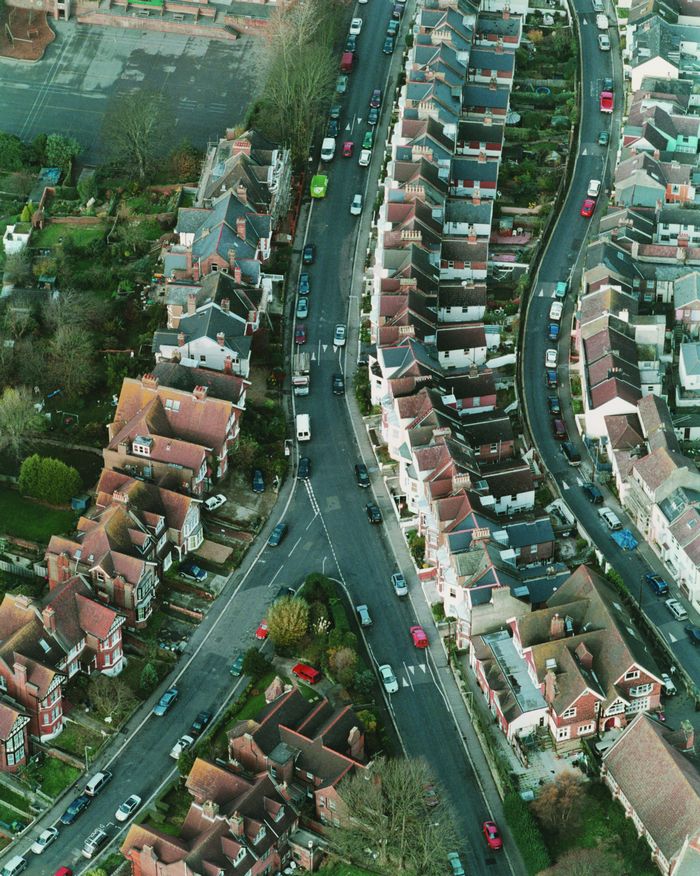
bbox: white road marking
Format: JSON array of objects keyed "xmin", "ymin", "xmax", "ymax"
[
  {"xmin": 287, "ymin": 537, "xmax": 302, "ymax": 557},
  {"xmin": 562, "ymin": 481, "xmax": 570, "ymax": 490},
  {"xmin": 305, "ymin": 512, "xmax": 319, "ymax": 531},
  {"xmin": 402, "ymin": 661, "xmax": 415, "ymax": 691},
  {"xmin": 268, "ymin": 566, "xmax": 283, "ymax": 586}
]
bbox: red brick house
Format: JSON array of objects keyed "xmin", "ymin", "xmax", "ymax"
[
  {"xmin": 602, "ymin": 714, "xmax": 700, "ymax": 875},
  {"xmin": 227, "ymin": 688, "xmax": 368, "ymax": 826},
  {"xmin": 470, "ymin": 566, "xmax": 664, "ymax": 751},
  {"xmin": 121, "ymin": 758, "xmax": 324, "ymax": 875},
  {"xmin": 0, "ymin": 702, "xmax": 30, "ymax": 773}
]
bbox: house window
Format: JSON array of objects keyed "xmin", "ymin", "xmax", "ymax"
[
  {"xmin": 200, "ymin": 355, "xmax": 206, "ymax": 363},
  {"xmin": 333, "ymin": 817, "xmax": 340, "ymax": 827},
  {"xmin": 629, "ymin": 683, "xmax": 653, "ymax": 697},
  {"xmin": 625, "ymin": 697, "xmax": 650, "ymax": 714},
  {"xmin": 444, "ymin": 351, "xmax": 450, "ymax": 359},
  {"xmin": 234, "ymin": 848, "xmax": 246, "ymax": 866},
  {"xmin": 624, "ymin": 670, "xmax": 640, "ymax": 681},
  {"xmin": 0, "ymin": 676, "xmax": 6, "ymax": 692},
  {"xmin": 562, "ymin": 706, "xmax": 576, "ymax": 719},
  {"xmin": 473, "ymin": 397, "xmax": 480, "ymax": 406},
  {"xmin": 489, "ymin": 444, "xmax": 499, "ymax": 454},
  {"xmin": 318, "ymin": 797, "xmax": 325, "ymax": 808},
  {"xmin": 329, "ymin": 799, "xmax": 336, "ymax": 811},
  {"xmin": 6, "ymin": 727, "xmax": 25, "ymax": 766},
  {"xmin": 254, "ymin": 826, "xmax": 266, "ymax": 844},
  {"xmin": 556, "ymin": 727, "xmax": 570, "ymax": 740},
  {"xmin": 306, "ymin": 771, "xmax": 314, "ymax": 780},
  {"xmin": 449, "ymin": 588, "xmax": 457, "ymax": 599},
  {"xmin": 577, "ymin": 723, "xmax": 595, "ymax": 736}
]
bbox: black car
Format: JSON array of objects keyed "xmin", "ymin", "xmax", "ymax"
[
  {"xmin": 383, "ymin": 36, "xmax": 395, "ymax": 54},
  {"xmin": 685, "ymin": 624, "xmax": 700, "ymax": 646},
  {"xmin": 345, "ymin": 34, "xmax": 357, "ymax": 52},
  {"xmin": 60, "ymin": 793, "xmax": 92, "ymax": 825},
  {"xmin": 191, "ymin": 710, "xmax": 212, "ymax": 736},
  {"xmin": 368, "ymin": 107, "xmax": 379, "ymax": 126},
  {"xmin": 268, "ymin": 523, "xmax": 288, "ymax": 547},
  {"xmin": 547, "ymin": 395, "xmax": 560, "ymax": 415},
  {"xmin": 602, "ymin": 76, "xmax": 614, "ymax": 91},
  {"xmin": 327, "ymin": 119, "xmax": 339, "ymax": 139},
  {"xmin": 298, "ymin": 457, "xmax": 311, "ymax": 480},
  {"xmin": 582, "ymin": 483, "xmax": 603, "ymax": 504},
  {"xmin": 332, "ymin": 373, "xmax": 345, "ymax": 395},
  {"xmin": 302, "ymin": 243, "xmax": 316, "ymax": 265},
  {"xmin": 366, "ymin": 502, "xmax": 382, "ymax": 524},
  {"xmin": 329, "ymin": 104, "xmax": 342, "ymax": 120},
  {"xmin": 355, "ymin": 463, "xmax": 370, "ymax": 488},
  {"xmin": 370, "ymin": 88, "xmax": 382, "ymax": 109}
]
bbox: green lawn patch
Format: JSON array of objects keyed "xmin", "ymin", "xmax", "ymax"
[
  {"xmin": 0, "ymin": 786, "xmax": 31, "ymax": 814},
  {"xmin": 0, "ymin": 802, "xmax": 25, "ymax": 825},
  {"xmin": 235, "ymin": 672, "xmax": 277, "ymax": 721},
  {"xmin": 0, "ymin": 488, "xmax": 78, "ymax": 542},
  {"xmin": 54, "ymin": 721, "xmax": 108, "ymax": 759},
  {"xmin": 35, "ymin": 756, "xmax": 81, "ymax": 798},
  {"xmin": 32, "ymin": 222, "xmax": 106, "ymax": 249}
]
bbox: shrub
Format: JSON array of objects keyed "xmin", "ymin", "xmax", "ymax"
[
  {"xmin": 267, "ymin": 597, "xmax": 309, "ymax": 648},
  {"xmin": 329, "ymin": 597, "xmax": 350, "ymax": 632},
  {"xmin": 352, "ymin": 670, "xmax": 376, "ymax": 697},
  {"xmin": 140, "ymin": 662, "xmax": 159, "ymax": 692},
  {"xmin": 431, "ymin": 602, "xmax": 445, "ymax": 622},
  {"xmin": 503, "ymin": 792, "xmax": 551, "ymax": 875},
  {"xmin": 242, "ymin": 648, "xmax": 273, "ymax": 680},
  {"xmin": 300, "ymin": 573, "xmax": 335, "ymax": 603},
  {"xmin": 18, "ymin": 454, "xmax": 81, "ymax": 505}
]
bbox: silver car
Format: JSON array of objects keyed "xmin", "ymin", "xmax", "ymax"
[
  {"xmin": 356, "ymin": 604, "xmax": 372, "ymax": 626},
  {"xmin": 379, "ymin": 663, "xmax": 398, "ymax": 694}
]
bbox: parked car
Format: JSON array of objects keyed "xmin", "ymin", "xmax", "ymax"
[
  {"xmin": 190, "ymin": 710, "xmax": 212, "ymax": 736},
  {"xmin": 598, "ymin": 33, "xmax": 611, "ymax": 50},
  {"xmin": 366, "ymin": 502, "xmax": 382, "ymax": 524},
  {"xmin": 359, "ymin": 148, "xmax": 372, "ymax": 167},
  {"xmin": 387, "ymin": 18, "xmax": 399, "ymax": 36},
  {"xmin": 296, "ymin": 297, "xmax": 309, "ymax": 319},
  {"xmin": 326, "ymin": 119, "xmax": 339, "ymax": 139},
  {"xmin": 53, "ymin": 869, "xmax": 74, "ymax": 876},
  {"xmin": 334, "ymin": 324, "xmax": 347, "ymax": 346},
  {"xmin": 298, "ymin": 273, "xmax": 310, "ymax": 295},
  {"xmin": 383, "ymin": 36, "xmax": 395, "ymax": 53},
  {"xmin": 230, "ymin": 652, "xmax": 245, "ymax": 676},
  {"xmin": 685, "ymin": 623, "xmax": 700, "ymax": 644},
  {"xmin": 345, "ymin": 34, "xmax": 357, "ymax": 52},
  {"xmin": 482, "ymin": 820, "xmax": 503, "ymax": 850},
  {"xmin": 368, "ymin": 107, "xmax": 379, "ymax": 126},
  {"xmin": 448, "ymin": 852, "xmax": 465, "ymax": 876},
  {"xmin": 295, "ymin": 324, "xmax": 307, "ymax": 345},
  {"xmin": 545, "ymin": 348, "xmax": 558, "ymax": 368},
  {"xmin": 410, "ymin": 625, "xmax": 428, "ymax": 648},
  {"xmin": 153, "ymin": 687, "xmax": 179, "ymax": 716},
  {"xmin": 350, "ymin": 194, "xmax": 363, "ymax": 215},
  {"xmin": 342, "ymin": 140, "xmax": 354, "ymax": 157},
  {"xmin": 379, "ymin": 663, "xmax": 399, "ymax": 693},
  {"xmin": 355, "ymin": 463, "xmax": 370, "ymax": 487},
  {"xmin": 84, "ymin": 770, "xmax": 112, "ymax": 797},
  {"xmin": 268, "ymin": 523, "xmax": 288, "ymax": 546},
  {"xmin": 644, "ymin": 573, "xmax": 669, "ymax": 597},
  {"xmin": 362, "ymin": 130, "xmax": 374, "ymax": 150},
  {"xmin": 332, "ymin": 373, "xmax": 345, "ymax": 395},
  {"xmin": 31, "ymin": 827, "xmax": 59, "ymax": 855},
  {"xmin": 356, "ymin": 604, "xmax": 372, "ymax": 626},
  {"xmin": 665, "ymin": 598, "xmax": 688, "ymax": 621},
  {"xmin": 336, "ymin": 74, "xmax": 348, "ymax": 94},
  {"xmin": 392, "ymin": 572, "xmax": 408, "ymax": 596},
  {"xmin": 60, "ymin": 793, "xmax": 92, "ymax": 825},
  {"xmin": 370, "ymin": 88, "xmax": 382, "ymax": 108},
  {"xmin": 552, "ymin": 418, "xmax": 567, "ymax": 440},
  {"xmin": 329, "ymin": 104, "xmax": 342, "ymax": 120},
  {"xmin": 203, "ymin": 493, "xmax": 226, "ymax": 512},
  {"xmin": 660, "ymin": 673, "xmax": 677, "ymax": 696},
  {"xmin": 252, "ymin": 469, "xmax": 265, "ymax": 493},
  {"xmin": 587, "ymin": 179, "xmax": 602, "ymax": 198},
  {"xmin": 349, "ymin": 16, "xmax": 363, "ymax": 34},
  {"xmin": 180, "ymin": 561, "xmax": 206, "ymax": 583},
  {"xmin": 115, "ymin": 794, "xmax": 142, "ymax": 823},
  {"xmin": 582, "ymin": 483, "xmax": 603, "ymax": 504},
  {"xmin": 81, "ymin": 827, "xmax": 109, "ymax": 860},
  {"xmin": 170, "ymin": 734, "xmax": 195, "ymax": 760},
  {"xmin": 547, "ymin": 395, "xmax": 560, "ymax": 415},
  {"xmin": 598, "ymin": 130, "xmax": 609, "ymax": 145},
  {"xmin": 256, "ymin": 620, "xmax": 269, "ymax": 640},
  {"xmin": 302, "ymin": 243, "xmax": 316, "ymax": 264},
  {"xmin": 298, "ymin": 457, "xmax": 311, "ymax": 480},
  {"xmin": 580, "ymin": 198, "xmax": 596, "ymax": 218},
  {"xmin": 292, "ymin": 663, "xmax": 321, "ymax": 684},
  {"xmin": 1, "ymin": 857, "xmax": 27, "ymax": 876}
]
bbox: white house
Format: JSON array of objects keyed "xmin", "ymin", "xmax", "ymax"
[{"xmin": 2, "ymin": 224, "xmax": 31, "ymax": 255}]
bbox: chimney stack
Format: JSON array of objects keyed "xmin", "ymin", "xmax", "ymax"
[
  {"xmin": 224, "ymin": 356, "xmax": 233, "ymax": 374},
  {"xmin": 217, "ymin": 331, "xmax": 226, "ymax": 347},
  {"xmin": 236, "ymin": 216, "xmax": 246, "ymax": 240},
  {"xmin": 187, "ymin": 293, "xmax": 197, "ymax": 316},
  {"xmin": 230, "ymin": 811, "xmax": 245, "ymax": 836},
  {"xmin": 193, "ymin": 385, "xmax": 208, "ymax": 402},
  {"xmin": 234, "ymin": 265, "xmax": 242, "ymax": 284},
  {"xmin": 42, "ymin": 606, "xmax": 57, "ymax": 634},
  {"xmin": 141, "ymin": 374, "xmax": 159, "ymax": 390},
  {"xmin": 177, "ymin": 332, "xmax": 186, "ymax": 348},
  {"xmin": 221, "ymin": 298, "xmax": 230, "ymax": 313}
]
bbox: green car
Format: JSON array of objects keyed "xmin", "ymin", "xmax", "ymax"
[
  {"xmin": 310, "ymin": 174, "xmax": 328, "ymax": 198},
  {"xmin": 362, "ymin": 130, "xmax": 374, "ymax": 150},
  {"xmin": 598, "ymin": 130, "xmax": 609, "ymax": 146},
  {"xmin": 230, "ymin": 653, "xmax": 244, "ymax": 677}
]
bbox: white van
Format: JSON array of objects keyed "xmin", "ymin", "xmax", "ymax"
[
  {"xmin": 321, "ymin": 138, "xmax": 336, "ymax": 161},
  {"xmin": 84, "ymin": 769, "xmax": 112, "ymax": 797},
  {"xmin": 596, "ymin": 13, "xmax": 609, "ymax": 28},
  {"xmin": 296, "ymin": 413, "xmax": 311, "ymax": 442},
  {"xmin": 665, "ymin": 598, "xmax": 688, "ymax": 621},
  {"xmin": 1, "ymin": 857, "xmax": 27, "ymax": 876},
  {"xmin": 598, "ymin": 507, "xmax": 622, "ymax": 531}
]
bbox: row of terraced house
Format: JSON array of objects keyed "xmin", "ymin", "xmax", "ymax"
[{"xmin": 0, "ymin": 131, "xmax": 292, "ymax": 772}]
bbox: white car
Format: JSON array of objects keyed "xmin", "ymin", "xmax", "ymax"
[
  {"xmin": 359, "ymin": 149, "xmax": 372, "ymax": 167},
  {"xmin": 170, "ymin": 734, "xmax": 195, "ymax": 760},
  {"xmin": 598, "ymin": 34, "xmax": 611, "ymax": 50},
  {"xmin": 350, "ymin": 17, "xmax": 363, "ymax": 35},
  {"xmin": 356, "ymin": 604, "xmax": 372, "ymax": 626},
  {"xmin": 31, "ymin": 827, "xmax": 58, "ymax": 854},
  {"xmin": 587, "ymin": 179, "xmax": 602, "ymax": 198},
  {"xmin": 379, "ymin": 664, "xmax": 398, "ymax": 693},
  {"xmin": 115, "ymin": 793, "xmax": 142, "ymax": 822},
  {"xmin": 549, "ymin": 301, "xmax": 563, "ymax": 321},
  {"xmin": 545, "ymin": 349, "xmax": 558, "ymax": 368},
  {"xmin": 334, "ymin": 324, "xmax": 347, "ymax": 346},
  {"xmin": 350, "ymin": 193, "xmax": 363, "ymax": 216},
  {"xmin": 660, "ymin": 673, "xmax": 677, "ymax": 696},
  {"xmin": 203, "ymin": 494, "xmax": 227, "ymax": 512}
]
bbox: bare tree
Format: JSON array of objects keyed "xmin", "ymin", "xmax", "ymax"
[
  {"xmin": 3, "ymin": 251, "xmax": 33, "ymax": 287},
  {"xmin": 328, "ymin": 757, "xmax": 458, "ymax": 876},
  {"xmin": 542, "ymin": 847, "xmax": 625, "ymax": 876},
  {"xmin": 328, "ymin": 646, "xmax": 358, "ymax": 686},
  {"xmin": 88, "ymin": 675, "xmax": 136, "ymax": 723},
  {"xmin": 48, "ymin": 324, "xmax": 96, "ymax": 400},
  {"xmin": 267, "ymin": 596, "xmax": 309, "ymax": 648},
  {"xmin": 102, "ymin": 91, "xmax": 172, "ymax": 181},
  {"xmin": 0, "ymin": 386, "xmax": 44, "ymax": 458},
  {"xmin": 532, "ymin": 771, "xmax": 584, "ymax": 831}
]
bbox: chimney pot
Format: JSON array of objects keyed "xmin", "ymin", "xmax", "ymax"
[
  {"xmin": 217, "ymin": 331, "xmax": 226, "ymax": 347},
  {"xmin": 177, "ymin": 332, "xmax": 186, "ymax": 348},
  {"xmin": 221, "ymin": 298, "xmax": 230, "ymax": 313}
]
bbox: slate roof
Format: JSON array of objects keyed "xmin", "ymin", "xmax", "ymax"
[
  {"xmin": 43, "ymin": 575, "xmax": 120, "ymax": 650},
  {"xmin": 177, "ymin": 191, "xmax": 270, "ymax": 264},
  {"xmin": 674, "ymin": 271, "xmax": 700, "ymax": 308},
  {"xmin": 152, "ymin": 362, "xmax": 248, "ymax": 407}
]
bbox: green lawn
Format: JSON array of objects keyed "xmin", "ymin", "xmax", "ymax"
[
  {"xmin": 33, "ymin": 756, "xmax": 81, "ymax": 798},
  {"xmin": 0, "ymin": 785, "xmax": 31, "ymax": 814},
  {"xmin": 54, "ymin": 721, "xmax": 108, "ymax": 760},
  {"xmin": 0, "ymin": 488, "xmax": 78, "ymax": 542},
  {"xmin": 31, "ymin": 222, "xmax": 106, "ymax": 248}
]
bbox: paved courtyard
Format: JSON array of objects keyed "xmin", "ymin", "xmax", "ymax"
[{"xmin": 0, "ymin": 20, "xmax": 264, "ymax": 163}]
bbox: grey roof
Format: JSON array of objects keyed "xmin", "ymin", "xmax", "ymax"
[
  {"xmin": 445, "ymin": 199, "xmax": 493, "ymax": 225},
  {"xmin": 680, "ymin": 343, "xmax": 700, "ymax": 377},
  {"xmin": 151, "ymin": 362, "xmax": 247, "ymax": 405},
  {"xmin": 475, "ymin": 13, "xmax": 521, "ymax": 39},
  {"xmin": 461, "ymin": 83, "xmax": 510, "ymax": 111},
  {"xmin": 153, "ymin": 303, "xmax": 253, "ymax": 360},
  {"xmin": 182, "ymin": 192, "xmax": 271, "ymax": 264},
  {"xmin": 457, "ymin": 120, "xmax": 505, "ymax": 148},
  {"xmin": 469, "ymin": 47, "xmax": 515, "ymax": 73},
  {"xmin": 451, "ymin": 158, "xmax": 499, "ymax": 183},
  {"xmin": 659, "ymin": 207, "xmax": 700, "ymax": 227},
  {"xmin": 503, "ymin": 517, "xmax": 555, "ymax": 548}
]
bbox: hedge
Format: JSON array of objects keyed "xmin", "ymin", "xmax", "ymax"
[{"xmin": 503, "ymin": 792, "xmax": 551, "ymax": 875}]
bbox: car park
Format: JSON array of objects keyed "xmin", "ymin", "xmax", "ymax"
[
  {"xmin": 252, "ymin": 469, "xmax": 265, "ymax": 493},
  {"xmin": 587, "ymin": 179, "xmax": 602, "ymax": 198},
  {"xmin": 598, "ymin": 130, "xmax": 609, "ymax": 145},
  {"xmin": 296, "ymin": 297, "xmax": 309, "ymax": 320},
  {"xmin": 359, "ymin": 149, "xmax": 372, "ymax": 166},
  {"xmin": 334, "ymin": 324, "xmax": 347, "ymax": 346},
  {"xmin": 298, "ymin": 273, "xmax": 310, "ymax": 295},
  {"xmin": 685, "ymin": 623, "xmax": 700, "ymax": 644},
  {"xmin": 410, "ymin": 625, "xmax": 428, "ymax": 648},
  {"xmin": 366, "ymin": 502, "xmax": 382, "ymax": 523},
  {"xmin": 115, "ymin": 794, "xmax": 142, "ymax": 822},
  {"xmin": 342, "ymin": 140, "xmax": 354, "ymax": 157},
  {"xmin": 545, "ymin": 348, "xmax": 558, "ymax": 368},
  {"xmin": 644, "ymin": 573, "xmax": 669, "ymax": 596},
  {"xmin": 383, "ymin": 36, "xmax": 395, "ymax": 53},
  {"xmin": 230, "ymin": 652, "xmax": 245, "ymax": 675},
  {"xmin": 81, "ymin": 827, "xmax": 109, "ymax": 859},
  {"xmin": 302, "ymin": 243, "xmax": 316, "ymax": 264},
  {"xmin": 482, "ymin": 820, "xmax": 503, "ymax": 850},
  {"xmin": 379, "ymin": 663, "xmax": 399, "ymax": 693},
  {"xmin": 355, "ymin": 463, "xmax": 370, "ymax": 487},
  {"xmin": 349, "ymin": 17, "xmax": 363, "ymax": 34},
  {"xmin": 332, "ymin": 373, "xmax": 345, "ymax": 395},
  {"xmin": 31, "ymin": 827, "xmax": 59, "ymax": 855},
  {"xmin": 268, "ymin": 523, "xmax": 288, "ymax": 546},
  {"xmin": 191, "ymin": 711, "xmax": 212, "ymax": 736},
  {"xmin": 356, "ymin": 604, "xmax": 372, "ymax": 626},
  {"xmin": 665, "ymin": 598, "xmax": 688, "ymax": 621},
  {"xmin": 370, "ymin": 88, "xmax": 382, "ymax": 108},
  {"xmin": 298, "ymin": 457, "xmax": 311, "ymax": 480},
  {"xmin": 153, "ymin": 687, "xmax": 179, "ymax": 716},
  {"xmin": 256, "ymin": 620, "xmax": 268, "ymax": 639},
  {"xmin": 581, "ymin": 198, "xmax": 596, "ymax": 217},
  {"xmin": 582, "ymin": 483, "xmax": 603, "ymax": 504},
  {"xmin": 368, "ymin": 107, "xmax": 379, "ymax": 126},
  {"xmin": 84, "ymin": 770, "xmax": 112, "ymax": 797},
  {"xmin": 295, "ymin": 324, "xmax": 307, "ymax": 345},
  {"xmin": 170, "ymin": 734, "xmax": 195, "ymax": 760},
  {"xmin": 547, "ymin": 395, "xmax": 560, "ymax": 414},
  {"xmin": 203, "ymin": 493, "xmax": 227, "ymax": 512},
  {"xmin": 660, "ymin": 673, "xmax": 677, "ymax": 695},
  {"xmin": 350, "ymin": 194, "xmax": 363, "ymax": 215},
  {"xmin": 392, "ymin": 572, "xmax": 408, "ymax": 596},
  {"xmin": 180, "ymin": 561, "xmax": 206, "ymax": 583},
  {"xmin": 60, "ymin": 793, "xmax": 92, "ymax": 825}
]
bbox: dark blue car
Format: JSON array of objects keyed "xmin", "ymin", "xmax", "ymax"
[
  {"xmin": 644, "ymin": 573, "xmax": 669, "ymax": 597},
  {"xmin": 60, "ymin": 793, "xmax": 91, "ymax": 825}
]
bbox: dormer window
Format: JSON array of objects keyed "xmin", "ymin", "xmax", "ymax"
[
  {"xmin": 254, "ymin": 825, "xmax": 266, "ymax": 844},
  {"xmin": 274, "ymin": 806, "xmax": 284, "ymax": 822},
  {"xmin": 234, "ymin": 848, "xmax": 246, "ymax": 866}
]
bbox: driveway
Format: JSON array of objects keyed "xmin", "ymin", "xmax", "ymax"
[{"xmin": 0, "ymin": 21, "xmax": 264, "ymax": 163}]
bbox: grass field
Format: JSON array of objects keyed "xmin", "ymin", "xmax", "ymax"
[
  {"xmin": 31, "ymin": 222, "xmax": 106, "ymax": 249},
  {"xmin": 36, "ymin": 756, "xmax": 81, "ymax": 798},
  {"xmin": 0, "ymin": 488, "xmax": 78, "ymax": 542}
]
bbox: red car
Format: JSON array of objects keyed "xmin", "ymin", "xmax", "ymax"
[
  {"xmin": 580, "ymin": 198, "xmax": 595, "ymax": 218},
  {"xmin": 54, "ymin": 870, "xmax": 74, "ymax": 876},
  {"xmin": 599, "ymin": 90, "xmax": 613, "ymax": 113},
  {"xmin": 482, "ymin": 820, "xmax": 502, "ymax": 850},
  {"xmin": 295, "ymin": 324, "xmax": 307, "ymax": 345},
  {"xmin": 410, "ymin": 625, "xmax": 428, "ymax": 648},
  {"xmin": 255, "ymin": 620, "xmax": 268, "ymax": 640},
  {"xmin": 342, "ymin": 140, "xmax": 354, "ymax": 157}
]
